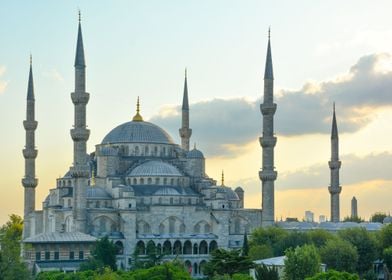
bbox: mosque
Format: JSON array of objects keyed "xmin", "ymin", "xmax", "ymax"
[{"xmin": 21, "ymin": 17, "xmax": 278, "ymax": 275}]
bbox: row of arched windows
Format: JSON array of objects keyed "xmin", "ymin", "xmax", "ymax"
[
  {"xmin": 126, "ymin": 177, "xmax": 185, "ymax": 186},
  {"xmin": 137, "ymin": 219, "xmax": 212, "ymax": 234},
  {"xmin": 135, "ymin": 240, "xmax": 217, "ymax": 256}
]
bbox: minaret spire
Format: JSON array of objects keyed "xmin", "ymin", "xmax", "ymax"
[
  {"xmin": 22, "ymin": 56, "xmax": 38, "ymax": 238},
  {"xmin": 70, "ymin": 13, "xmax": 90, "ymax": 233},
  {"xmin": 328, "ymin": 103, "xmax": 342, "ymax": 222},
  {"xmin": 179, "ymin": 68, "xmax": 192, "ymax": 151},
  {"xmin": 260, "ymin": 28, "xmax": 277, "ymax": 226}
]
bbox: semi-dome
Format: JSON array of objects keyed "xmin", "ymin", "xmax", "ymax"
[
  {"xmin": 86, "ymin": 187, "xmax": 112, "ymax": 199},
  {"xmin": 128, "ymin": 160, "xmax": 182, "ymax": 177},
  {"xmin": 101, "ymin": 121, "xmax": 175, "ymax": 145}
]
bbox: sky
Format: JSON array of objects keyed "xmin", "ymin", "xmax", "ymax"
[{"xmin": 1, "ymin": 1, "xmax": 392, "ymax": 224}]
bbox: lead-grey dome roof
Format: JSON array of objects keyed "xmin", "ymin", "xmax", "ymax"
[
  {"xmin": 187, "ymin": 148, "xmax": 204, "ymax": 159},
  {"xmin": 101, "ymin": 121, "xmax": 174, "ymax": 145},
  {"xmin": 128, "ymin": 161, "xmax": 182, "ymax": 177},
  {"xmin": 86, "ymin": 187, "xmax": 112, "ymax": 199}
]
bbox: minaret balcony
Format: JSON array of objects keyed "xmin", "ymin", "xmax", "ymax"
[
  {"xmin": 259, "ymin": 169, "xmax": 277, "ymax": 181},
  {"xmin": 22, "ymin": 177, "xmax": 38, "ymax": 188},
  {"xmin": 23, "ymin": 120, "xmax": 38, "ymax": 130},
  {"xmin": 328, "ymin": 186, "xmax": 342, "ymax": 194},
  {"xmin": 179, "ymin": 127, "xmax": 192, "ymax": 138},
  {"xmin": 259, "ymin": 136, "xmax": 277, "ymax": 148},
  {"xmin": 71, "ymin": 92, "xmax": 90, "ymax": 105},
  {"xmin": 70, "ymin": 128, "xmax": 90, "ymax": 141},
  {"xmin": 23, "ymin": 148, "xmax": 38, "ymax": 159},
  {"xmin": 260, "ymin": 103, "xmax": 277, "ymax": 115},
  {"xmin": 69, "ymin": 165, "xmax": 90, "ymax": 178},
  {"xmin": 328, "ymin": 160, "xmax": 341, "ymax": 169}
]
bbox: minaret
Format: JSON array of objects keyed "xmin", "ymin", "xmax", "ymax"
[
  {"xmin": 22, "ymin": 55, "xmax": 38, "ymax": 238},
  {"xmin": 328, "ymin": 103, "xmax": 342, "ymax": 222},
  {"xmin": 351, "ymin": 196, "xmax": 358, "ymax": 219},
  {"xmin": 70, "ymin": 12, "xmax": 90, "ymax": 233},
  {"xmin": 179, "ymin": 69, "xmax": 192, "ymax": 151},
  {"xmin": 259, "ymin": 29, "xmax": 277, "ymax": 227}
]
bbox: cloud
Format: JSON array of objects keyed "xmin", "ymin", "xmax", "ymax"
[
  {"xmin": 43, "ymin": 68, "xmax": 64, "ymax": 82},
  {"xmin": 0, "ymin": 66, "xmax": 8, "ymax": 94},
  {"xmin": 278, "ymin": 152, "xmax": 392, "ymax": 190},
  {"xmin": 150, "ymin": 53, "xmax": 392, "ymax": 156}
]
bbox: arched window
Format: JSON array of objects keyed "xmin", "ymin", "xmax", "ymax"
[
  {"xmin": 146, "ymin": 241, "xmax": 156, "ymax": 255},
  {"xmin": 155, "ymin": 178, "xmax": 160, "ymax": 185},
  {"xmin": 140, "ymin": 178, "xmax": 144, "ymax": 185},
  {"xmin": 200, "ymin": 260, "xmax": 207, "ymax": 276},
  {"xmin": 159, "ymin": 224, "xmax": 165, "ymax": 234},
  {"xmin": 169, "ymin": 217, "xmax": 175, "ymax": 233},
  {"xmin": 204, "ymin": 223, "xmax": 211, "ymax": 233},
  {"xmin": 145, "ymin": 146, "xmax": 149, "ymax": 155},
  {"xmin": 170, "ymin": 178, "xmax": 174, "ymax": 185},
  {"xmin": 154, "ymin": 146, "xmax": 158, "ymax": 155},
  {"xmin": 234, "ymin": 218, "xmax": 240, "ymax": 234},
  {"xmin": 199, "ymin": 241, "xmax": 208, "ymax": 254},
  {"xmin": 158, "ymin": 197, "xmax": 162, "ymax": 204},
  {"xmin": 194, "ymin": 224, "xmax": 200, "ymax": 233},
  {"xmin": 133, "ymin": 178, "xmax": 137, "ymax": 185},
  {"xmin": 163, "ymin": 240, "xmax": 171, "ymax": 255},
  {"xmin": 162, "ymin": 147, "xmax": 166, "ymax": 156},
  {"xmin": 183, "ymin": 241, "xmax": 192, "ymax": 255},
  {"xmin": 115, "ymin": 241, "xmax": 124, "ymax": 254},
  {"xmin": 135, "ymin": 146, "xmax": 139, "ymax": 155},
  {"xmin": 147, "ymin": 178, "xmax": 152, "ymax": 184},
  {"xmin": 143, "ymin": 223, "xmax": 151, "ymax": 234},
  {"xmin": 173, "ymin": 240, "xmax": 182, "ymax": 255},
  {"xmin": 163, "ymin": 178, "xmax": 167, "ymax": 185},
  {"xmin": 193, "ymin": 263, "xmax": 198, "ymax": 276},
  {"xmin": 136, "ymin": 241, "xmax": 145, "ymax": 255},
  {"xmin": 209, "ymin": 240, "xmax": 218, "ymax": 253}
]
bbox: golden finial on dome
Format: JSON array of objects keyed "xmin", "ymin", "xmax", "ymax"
[
  {"xmin": 90, "ymin": 169, "xmax": 96, "ymax": 187},
  {"xmin": 132, "ymin": 96, "xmax": 144, "ymax": 122},
  {"xmin": 221, "ymin": 170, "xmax": 225, "ymax": 186}
]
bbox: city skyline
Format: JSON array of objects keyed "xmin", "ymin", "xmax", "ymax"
[{"xmin": 1, "ymin": 1, "xmax": 392, "ymax": 224}]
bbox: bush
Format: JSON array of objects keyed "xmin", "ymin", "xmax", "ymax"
[
  {"xmin": 319, "ymin": 239, "xmax": 358, "ymax": 273},
  {"xmin": 284, "ymin": 244, "xmax": 320, "ymax": 280},
  {"xmin": 306, "ymin": 269, "xmax": 359, "ymax": 280}
]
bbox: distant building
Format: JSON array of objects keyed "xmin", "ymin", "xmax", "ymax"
[
  {"xmin": 319, "ymin": 215, "xmax": 326, "ymax": 223},
  {"xmin": 305, "ymin": 211, "xmax": 314, "ymax": 222},
  {"xmin": 250, "ymin": 256, "xmax": 326, "ymax": 280},
  {"xmin": 351, "ymin": 196, "xmax": 358, "ymax": 218}
]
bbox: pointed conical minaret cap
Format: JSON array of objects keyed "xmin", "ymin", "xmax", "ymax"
[
  {"xmin": 132, "ymin": 96, "xmax": 144, "ymax": 121},
  {"xmin": 264, "ymin": 27, "xmax": 274, "ymax": 80}
]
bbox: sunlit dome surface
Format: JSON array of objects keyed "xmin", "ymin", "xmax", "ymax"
[
  {"xmin": 101, "ymin": 121, "xmax": 175, "ymax": 145},
  {"xmin": 128, "ymin": 161, "xmax": 182, "ymax": 177}
]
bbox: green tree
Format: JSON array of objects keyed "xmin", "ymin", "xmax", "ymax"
[
  {"xmin": 249, "ymin": 244, "xmax": 273, "ymax": 261},
  {"xmin": 250, "ymin": 226, "xmax": 288, "ymax": 255},
  {"xmin": 307, "ymin": 229, "xmax": 335, "ymax": 248},
  {"xmin": 370, "ymin": 212, "xmax": 387, "ymax": 223},
  {"xmin": 133, "ymin": 241, "xmax": 164, "ymax": 269},
  {"xmin": 319, "ymin": 238, "xmax": 358, "ymax": 273},
  {"xmin": 254, "ymin": 264, "xmax": 279, "ymax": 280},
  {"xmin": 275, "ymin": 231, "xmax": 311, "ymax": 256},
  {"xmin": 338, "ymin": 228, "xmax": 378, "ymax": 275},
  {"xmin": 343, "ymin": 216, "xmax": 364, "ymax": 223},
  {"xmin": 242, "ymin": 233, "xmax": 249, "ymax": 256},
  {"xmin": 0, "ymin": 214, "xmax": 31, "ymax": 280},
  {"xmin": 284, "ymin": 244, "xmax": 320, "ymax": 280},
  {"xmin": 380, "ymin": 223, "xmax": 392, "ymax": 248},
  {"xmin": 305, "ymin": 270, "xmax": 359, "ymax": 280},
  {"xmin": 80, "ymin": 236, "xmax": 118, "ymax": 271},
  {"xmin": 383, "ymin": 247, "xmax": 392, "ymax": 272},
  {"xmin": 203, "ymin": 248, "xmax": 254, "ymax": 277}
]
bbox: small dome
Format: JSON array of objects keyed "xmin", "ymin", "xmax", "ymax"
[
  {"xmin": 216, "ymin": 186, "xmax": 239, "ymax": 200},
  {"xmin": 187, "ymin": 148, "xmax": 204, "ymax": 159},
  {"xmin": 128, "ymin": 161, "xmax": 182, "ymax": 177},
  {"xmin": 235, "ymin": 186, "xmax": 244, "ymax": 192},
  {"xmin": 86, "ymin": 187, "xmax": 112, "ymax": 199},
  {"xmin": 101, "ymin": 121, "xmax": 174, "ymax": 145}
]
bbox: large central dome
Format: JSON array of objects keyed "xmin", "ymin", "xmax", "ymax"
[{"xmin": 101, "ymin": 121, "xmax": 175, "ymax": 145}]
